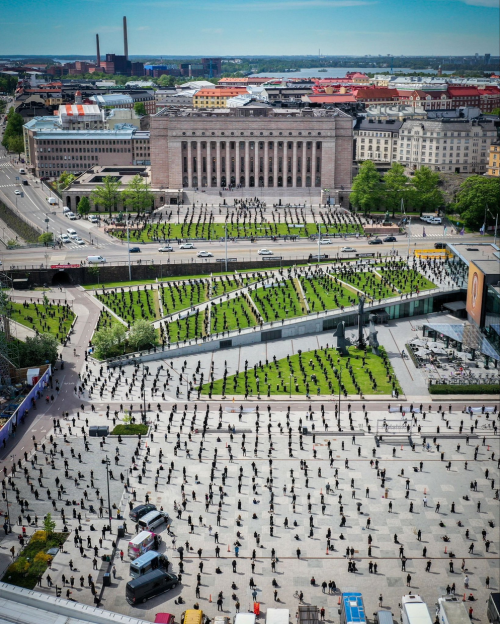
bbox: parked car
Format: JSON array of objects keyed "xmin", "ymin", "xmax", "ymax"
[
  {"xmin": 197, "ymin": 251, "xmax": 213, "ymax": 258},
  {"xmin": 428, "ymin": 217, "xmax": 442, "ymax": 224},
  {"xmin": 74, "ymin": 237, "xmax": 85, "ymax": 245},
  {"xmin": 320, "ymin": 238, "xmax": 332, "ymax": 244},
  {"xmin": 158, "ymin": 246, "xmax": 174, "ymax": 252},
  {"xmin": 179, "ymin": 242, "xmax": 195, "ymax": 249},
  {"xmin": 341, "ymin": 246, "xmax": 356, "ymax": 253},
  {"xmin": 368, "ymin": 238, "xmax": 383, "ymax": 245},
  {"xmin": 130, "ymin": 504, "xmax": 157, "ymax": 522},
  {"xmin": 129, "ymin": 247, "xmax": 141, "ymax": 253},
  {"xmin": 383, "ymin": 236, "xmax": 397, "ymax": 242},
  {"xmin": 434, "ymin": 242, "xmax": 446, "ymax": 249},
  {"xmin": 88, "ymin": 215, "xmax": 99, "ymax": 223},
  {"xmin": 258, "ymin": 249, "xmax": 273, "ymax": 255}
]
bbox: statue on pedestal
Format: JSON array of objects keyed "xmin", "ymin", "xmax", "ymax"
[
  {"xmin": 368, "ymin": 314, "xmax": 380, "ymax": 355},
  {"xmin": 333, "ymin": 321, "xmax": 349, "ymax": 356},
  {"xmin": 382, "ymin": 210, "xmax": 392, "ymax": 226},
  {"xmin": 357, "ymin": 296, "xmax": 366, "ymax": 348}
]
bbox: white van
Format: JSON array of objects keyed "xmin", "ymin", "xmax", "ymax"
[
  {"xmin": 63, "ymin": 207, "xmax": 71, "ymax": 214},
  {"xmin": 87, "ymin": 255, "xmax": 106, "ymax": 264},
  {"xmin": 88, "ymin": 215, "xmax": 99, "ymax": 224},
  {"xmin": 400, "ymin": 595, "xmax": 432, "ymax": 624},
  {"xmin": 19, "ymin": 168, "xmax": 26, "ymax": 174},
  {"xmin": 47, "ymin": 197, "xmax": 57, "ymax": 206},
  {"xmin": 67, "ymin": 228, "xmax": 78, "ymax": 239},
  {"xmin": 235, "ymin": 615, "xmax": 256, "ymax": 624},
  {"xmin": 138, "ymin": 510, "xmax": 168, "ymax": 531}
]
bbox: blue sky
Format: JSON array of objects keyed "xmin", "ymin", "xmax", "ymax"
[{"xmin": 0, "ymin": 0, "xmax": 498, "ymax": 56}]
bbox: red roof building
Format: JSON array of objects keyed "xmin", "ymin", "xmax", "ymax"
[
  {"xmin": 478, "ymin": 86, "xmax": 500, "ymax": 112},
  {"xmin": 446, "ymin": 86, "xmax": 481, "ymax": 108}
]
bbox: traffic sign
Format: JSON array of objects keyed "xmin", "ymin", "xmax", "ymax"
[{"xmin": 216, "ymin": 258, "xmax": 237, "ymax": 262}]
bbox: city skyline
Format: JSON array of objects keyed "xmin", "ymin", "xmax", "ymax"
[{"xmin": 0, "ymin": 0, "xmax": 498, "ymax": 57}]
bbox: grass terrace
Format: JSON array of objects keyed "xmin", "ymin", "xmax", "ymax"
[
  {"xmin": 300, "ymin": 275, "xmax": 356, "ymax": 312},
  {"xmin": 96, "ymin": 286, "xmax": 160, "ymax": 324},
  {"xmin": 210, "ymin": 294, "xmax": 259, "ymax": 333},
  {"xmin": 378, "ymin": 267, "xmax": 436, "ymax": 294},
  {"xmin": 338, "ymin": 270, "xmax": 396, "ymax": 300},
  {"xmin": 163, "ymin": 309, "xmax": 208, "ymax": 343},
  {"xmin": 200, "ymin": 345, "xmax": 401, "ymax": 397},
  {"xmin": 8, "ymin": 301, "xmax": 75, "ymax": 341},
  {"xmin": 161, "ymin": 280, "xmax": 208, "ymax": 316},
  {"xmin": 251, "ymin": 278, "xmax": 306, "ymax": 322}
]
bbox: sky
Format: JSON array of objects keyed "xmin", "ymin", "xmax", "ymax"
[{"xmin": 0, "ymin": 0, "xmax": 498, "ymax": 57}]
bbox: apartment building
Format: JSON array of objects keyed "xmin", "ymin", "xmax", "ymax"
[
  {"xmin": 395, "ymin": 118, "xmax": 498, "ymax": 174},
  {"xmin": 353, "ymin": 119, "xmax": 402, "ymax": 170},
  {"xmin": 487, "ymin": 140, "xmax": 500, "ymax": 176}
]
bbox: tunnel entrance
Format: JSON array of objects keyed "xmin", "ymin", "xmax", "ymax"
[{"xmin": 52, "ymin": 271, "xmax": 72, "ymax": 286}]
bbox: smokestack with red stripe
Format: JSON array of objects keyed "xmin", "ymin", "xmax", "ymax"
[
  {"xmin": 123, "ymin": 16, "xmax": 128, "ymax": 60},
  {"xmin": 96, "ymin": 34, "xmax": 100, "ymax": 68}
]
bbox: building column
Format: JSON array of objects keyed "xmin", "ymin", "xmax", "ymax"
[
  {"xmin": 235, "ymin": 140, "xmax": 240, "ymax": 187},
  {"xmin": 187, "ymin": 141, "xmax": 193, "ymax": 188},
  {"xmin": 197, "ymin": 141, "xmax": 202, "ymax": 188},
  {"xmin": 273, "ymin": 141, "xmax": 278, "ymax": 187},
  {"xmin": 216, "ymin": 141, "xmax": 221, "ymax": 188},
  {"xmin": 263, "ymin": 141, "xmax": 269, "ymax": 187},
  {"xmin": 245, "ymin": 141, "xmax": 250, "ymax": 187},
  {"xmin": 283, "ymin": 140, "xmax": 288, "ymax": 186},
  {"xmin": 312, "ymin": 141, "xmax": 317, "ymax": 188},
  {"xmin": 207, "ymin": 141, "xmax": 212, "ymax": 186},
  {"xmin": 302, "ymin": 141, "xmax": 307, "ymax": 187},
  {"xmin": 225, "ymin": 141, "xmax": 230, "ymax": 187},
  {"xmin": 292, "ymin": 140, "xmax": 298, "ymax": 188}
]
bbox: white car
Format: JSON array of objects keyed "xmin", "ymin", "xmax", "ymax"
[
  {"xmin": 65, "ymin": 211, "xmax": 75, "ymax": 218},
  {"xmin": 180, "ymin": 243, "xmax": 195, "ymax": 249},
  {"xmin": 68, "ymin": 214, "xmax": 78, "ymax": 220},
  {"xmin": 88, "ymin": 215, "xmax": 99, "ymax": 223},
  {"xmin": 320, "ymin": 239, "xmax": 332, "ymax": 244},
  {"xmin": 158, "ymin": 246, "xmax": 174, "ymax": 252},
  {"xmin": 258, "ymin": 249, "xmax": 273, "ymax": 256},
  {"xmin": 197, "ymin": 251, "xmax": 213, "ymax": 258},
  {"xmin": 341, "ymin": 246, "xmax": 356, "ymax": 253},
  {"xmin": 14, "ymin": 189, "xmax": 21, "ymax": 195},
  {"xmin": 59, "ymin": 235, "xmax": 71, "ymax": 244},
  {"xmin": 74, "ymin": 237, "xmax": 85, "ymax": 245}
]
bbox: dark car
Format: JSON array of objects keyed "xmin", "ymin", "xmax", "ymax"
[
  {"xmin": 368, "ymin": 238, "xmax": 383, "ymax": 245},
  {"xmin": 126, "ymin": 569, "xmax": 178, "ymax": 605},
  {"xmin": 383, "ymin": 236, "xmax": 396, "ymax": 242},
  {"xmin": 434, "ymin": 242, "xmax": 446, "ymax": 249},
  {"xmin": 129, "ymin": 247, "xmax": 141, "ymax": 253},
  {"xmin": 129, "ymin": 503, "xmax": 157, "ymax": 522}
]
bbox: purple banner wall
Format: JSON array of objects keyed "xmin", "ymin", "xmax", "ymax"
[{"xmin": 0, "ymin": 366, "xmax": 52, "ymax": 448}]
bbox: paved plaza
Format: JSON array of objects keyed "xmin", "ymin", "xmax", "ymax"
[{"xmin": 0, "ymin": 310, "xmax": 498, "ymax": 623}]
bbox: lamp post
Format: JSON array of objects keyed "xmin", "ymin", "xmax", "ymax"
[
  {"xmin": 103, "ymin": 456, "xmax": 112, "ymax": 533},
  {"xmin": 407, "ymin": 217, "xmax": 411, "ymax": 259},
  {"xmin": 225, "ymin": 222, "xmax": 228, "ymax": 273},
  {"xmin": 317, "ymin": 223, "xmax": 322, "ymax": 267},
  {"xmin": 125, "ymin": 205, "xmax": 132, "ymax": 282},
  {"xmin": 333, "ymin": 363, "xmax": 343, "ymax": 424}
]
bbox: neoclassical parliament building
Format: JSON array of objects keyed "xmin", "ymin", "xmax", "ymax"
[{"xmin": 150, "ymin": 106, "xmax": 353, "ymax": 203}]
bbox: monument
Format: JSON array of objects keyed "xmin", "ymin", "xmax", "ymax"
[
  {"xmin": 368, "ymin": 314, "xmax": 380, "ymax": 355},
  {"xmin": 357, "ymin": 296, "xmax": 366, "ymax": 348},
  {"xmin": 333, "ymin": 321, "xmax": 349, "ymax": 356}
]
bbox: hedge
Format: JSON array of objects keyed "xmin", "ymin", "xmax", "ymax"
[{"xmin": 429, "ymin": 384, "xmax": 500, "ymax": 395}]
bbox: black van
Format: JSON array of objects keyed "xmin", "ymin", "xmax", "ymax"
[
  {"xmin": 129, "ymin": 503, "xmax": 157, "ymax": 522},
  {"xmin": 126, "ymin": 569, "xmax": 178, "ymax": 605}
]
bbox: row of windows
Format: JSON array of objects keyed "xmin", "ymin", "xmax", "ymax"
[
  {"xmin": 181, "ymin": 131, "xmax": 323, "ymax": 137},
  {"xmin": 182, "ymin": 141, "xmax": 322, "ymax": 150}
]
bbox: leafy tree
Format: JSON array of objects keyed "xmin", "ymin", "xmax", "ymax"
[
  {"xmin": 92, "ymin": 324, "xmax": 126, "ymax": 359},
  {"xmin": 134, "ymin": 102, "xmax": 147, "ymax": 116},
  {"xmin": 350, "ymin": 161, "xmax": 383, "ymax": 214},
  {"xmin": 454, "ymin": 176, "xmax": 500, "ymax": 230},
  {"xmin": 122, "ymin": 175, "xmax": 155, "ymax": 214},
  {"xmin": 77, "ymin": 196, "xmax": 91, "ymax": 217},
  {"xmin": 19, "ymin": 333, "xmax": 59, "ymax": 366},
  {"xmin": 1, "ymin": 110, "xmax": 24, "ymax": 149},
  {"xmin": 491, "ymin": 107, "xmax": 500, "ymax": 117},
  {"xmin": 7, "ymin": 135, "xmax": 24, "ymax": 156},
  {"xmin": 57, "ymin": 172, "xmax": 76, "ymax": 189},
  {"xmin": 128, "ymin": 319, "xmax": 158, "ymax": 351},
  {"xmin": 383, "ymin": 163, "xmax": 408, "ymax": 217},
  {"xmin": 157, "ymin": 74, "xmax": 175, "ymax": 87},
  {"xmin": 90, "ymin": 176, "xmax": 121, "ymax": 217},
  {"xmin": 43, "ymin": 513, "xmax": 56, "ymax": 536},
  {"xmin": 410, "ymin": 166, "xmax": 444, "ymax": 216},
  {"xmin": 38, "ymin": 232, "xmax": 53, "ymax": 245}
]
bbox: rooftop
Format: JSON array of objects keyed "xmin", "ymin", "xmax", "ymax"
[{"xmin": 448, "ymin": 242, "xmax": 500, "ymax": 267}]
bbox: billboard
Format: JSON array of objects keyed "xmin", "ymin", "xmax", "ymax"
[{"xmin": 466, "ymin": 261, "xmax": 485, "ymax": 327}]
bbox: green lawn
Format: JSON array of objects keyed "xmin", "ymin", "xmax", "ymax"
[
  {"xmin": 94, "ymin": 309, "xmax": 123, "ymax": 331},
  {"xmin": 111, "ymin": 424, "xmax": 148, "ymax": 435},
  {"xmin": 109, "ymin": 220, "xmax": 364, "ymax": 243},
  {"xmin": 164, "ymin": 309, "xmax": 208, "ymax": 343},
  {"xmin": 161, "ymin": 280, "xmax": 208, "ymax": 316},
  {"xmin": 211, "ymin": 294, "xmax": 259, "ymax": 333},
  {"xmin": 300, "ymin": 275, "xmax": 357, "ymax": 312},
  {"xmin": 8, "ymin": 301, "xmax": 75, "ymax": 340},
  {"xmin": 378, "ymin": 268, "xmax": 436, "ymax": 294},
  {"xmin": 251, "ymin": 278, "xmax": 306, "ymax": 322},
  {"xmin": 338, "ymin": 270, "xmax": 396, "ymax": 300},
  {"xmin": 96, "ymin": 287, "xmax": 160, "ymax": 324},
  {"xmin": 200, "ymin": 346, "xmax": 401, "ymax": 397}
]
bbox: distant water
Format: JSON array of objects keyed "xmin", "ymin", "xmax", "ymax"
[{"xmin": 250, "ymin": 67, "xmax": 454, "ymax": 78}]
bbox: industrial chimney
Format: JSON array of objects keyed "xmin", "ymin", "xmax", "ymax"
[
  {"xmin": 123, "ymin": 16, "xmax": 128, "ymax": 60},
  {"xmin": 96, "ymin": 33, "xmax": 101, "ymax": 68}
]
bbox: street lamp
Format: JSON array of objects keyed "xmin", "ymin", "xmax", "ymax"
[
  {"xmin": 103, "ymin": 456, "xmax": 113, "ymax": 534},
  {"xmin": 333, "ymin": 363, "xmax": 343, "ymax": 425},
  {"xmin": 487, "ymin": 208, "xmax": 498, "ymax": 247}
]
